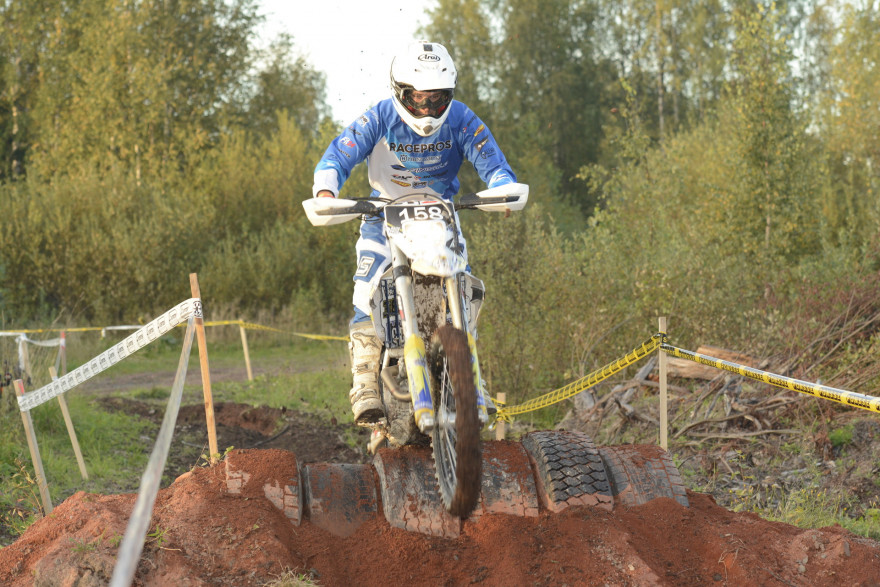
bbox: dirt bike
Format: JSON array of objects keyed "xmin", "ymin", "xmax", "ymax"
[{"xmin": 303, "ymin": 183, "xmax": 528, "ymax": 517}]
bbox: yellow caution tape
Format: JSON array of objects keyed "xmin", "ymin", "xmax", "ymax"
[
  {"xmin": 0, "ymin": 326, "xmax": 106, "ymax": 334},
  {"xmin": 1, "ymin": 320, "xmax": 348, "ymax": 342},
  {"xmin": 660, "ymin": 342, "xmax": 880, "ymax": 415},
  {"xmin": 494, "ymin": 334, "xmax": 662, "ymax": 422},
  {"xmin": 13, "ymin": 314, "xmax": 877, "ymax": 417},
  {"xmin": 236, "ymin": 321, "xmax": 349, "ymax": 342}
]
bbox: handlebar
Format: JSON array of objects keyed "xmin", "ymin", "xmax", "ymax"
[
  {"xmin": 311, "ymin": 193, "xmax": 520, "ymax": 217},
  {"xmin": 303, "ymin": 183, "xmax": 529, "ymax": 227},
  {"xmin": 455, "ymin": 193, "xmax": 523, "ymax": 210},
  {"xmin": 312, "ymin": 199, "xmax": 384, "ymax": 217}
]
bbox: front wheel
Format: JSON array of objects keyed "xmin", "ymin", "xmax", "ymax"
[{"xmin": 428, "ymin": 325, "xmax": 482, "ymax": 518}]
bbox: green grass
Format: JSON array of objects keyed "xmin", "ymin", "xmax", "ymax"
[
  {"xmin": 828, "ymin": 424, "xmax": 854, "ymax": 448},
  {"xmin": 36, "ymin": 325, "xmax": 344, "ymax": 382},
  {"xmin": 59, "ymin": 329, "xmax": 353, "ymax": 418},
  {"xmin": 0, "ymin": 333, "xmax": 352, "ymax": 546},
  {"xmin": 747, "ymin": 487, "xmax": 880, "ymax": 540},
  {"xmin": 0, "ymin": 393, "xmax": 154, "ymax": 544},
  {"xmin": 715, "ymin": 452, "xmax": 880, "ymax": 541},
  {"xmin": 207, "ymin": 369, "xmax": 350, "ymax": 416},
  {"xmin": 261, "ymin": 569, "xmax": 320, "ymax": 587}
]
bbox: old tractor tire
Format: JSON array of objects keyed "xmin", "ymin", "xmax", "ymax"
[
  {"xmin": 521, "ymin": 430, "xmax": 613, "ymax": 512},
  {"xmin": 598, "ymin": 444, "xmax": 689, "ymax": 507}
]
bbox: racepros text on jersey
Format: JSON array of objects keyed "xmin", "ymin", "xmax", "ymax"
[{"xmin": 388, "ymin": 140, "xmax": 453, "ymax": 153}]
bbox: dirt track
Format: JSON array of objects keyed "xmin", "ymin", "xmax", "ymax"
[
  {"xmin": 2, "ymin": 451, "xmax": 880, "ymax": 584},
  {"xmin": 1, "ymin": 446, "xmax": 879, "ymax": 586},
  {"xmin": 0, "ymin": 401, "xmax": 878, "ymax": 586}
]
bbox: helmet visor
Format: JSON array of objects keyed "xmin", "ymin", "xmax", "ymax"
[{"xmin": 401, "ymin": 88, "xmax": 454, "ymax": 119}]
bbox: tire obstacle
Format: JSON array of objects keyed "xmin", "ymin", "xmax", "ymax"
[{"xmin": 223, "ymin": 430, "xmax": 689, "ymax": 539}]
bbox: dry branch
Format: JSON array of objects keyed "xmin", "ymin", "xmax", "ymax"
[
  {"xmin": 667, "ymin": 345, "xmax": 764, "ymax": 380},
  {"xmin": 685, "ymin": 429, "xmax": 798, "ymax": 441}
]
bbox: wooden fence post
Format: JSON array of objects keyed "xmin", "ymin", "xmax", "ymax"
[
  {"xmin": 190, "ymin": 273, "xmax": 219, "ymax": 463},
  {"xmin": 494, "ymin": 392, "xmax": 506, "ymax": 440},
  {"xmin": 60, "ymin": 330, "xmax": 67, "ymax": 374},
  {"xmin": 49, "ymin": 366, "xmax": 88, "ymax": 480},
  {"xmin": 239, "ymin": 322, "xmax": 253, "ymax": 381},
  {"xmin": 19, "ymin": 337, "xmax": 33, "ymax": 381},
  {"xmin": 14, "ymin": 379, "xmax": 53, "ymax": 514},
  {"xmin": 658, "ymin": 316, "xmax": 668, "ymax": 450}
]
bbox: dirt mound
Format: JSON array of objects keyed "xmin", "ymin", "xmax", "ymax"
[
  {"xmin": 90, "ymin": 399, "xmax": 371, "ymax": 487},
  {"xmin": 1, "ymin": 447, "xmax": 878, "ymax": 587}
]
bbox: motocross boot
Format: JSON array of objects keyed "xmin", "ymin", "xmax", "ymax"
[{"xmin": 348, "ymin": 321, "xmax": 384, "ymax": 424}]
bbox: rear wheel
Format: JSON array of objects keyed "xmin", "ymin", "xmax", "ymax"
[{"xmin": 428, "ymin": 324, "xmax": 481, "ymax": 518}]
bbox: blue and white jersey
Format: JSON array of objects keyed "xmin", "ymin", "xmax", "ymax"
[{"xmin": 313, "ymin": 98, "xmax": 516, "ymax": 200}]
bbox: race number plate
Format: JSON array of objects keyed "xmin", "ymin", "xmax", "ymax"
[{"xmin": 384, "ymin": 202, "xmax": 449, "ymax": 228}]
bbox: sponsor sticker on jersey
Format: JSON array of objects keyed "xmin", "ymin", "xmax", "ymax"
[
  {"xmin": 400, "ymin": 155, "xmax": 441, "ymax": 164},
  {"xmin": 473, "ymin": 124, "xmax": 485, "ymax": 136},
  {"xmin": 480, "ymin": 147, "xmax": 496, "ymax": 160},
  {"xmin": 409, "ymin": 163, "xmax": 446, "ymax": 173},
  {"xmin": 339, "ymin": 137, "xmax": 356, "ymax": 148},
  {"xmin": 355, "ymin": 256, "xmax": 375, "ymax": 278},
  {"xmin": 412, "ymin": 181, "xmax": 427, "ymax": 188},
  {"xmin": 475, "ymin": 137, "xmax": 489, "ymax": 152},
  {"xmin": 357, "ymin": 115, "xmax": 369, "ymax": 127},
  {"xmin": 390, "ymin": 178, "xmax": 411, "ymax": 187}
]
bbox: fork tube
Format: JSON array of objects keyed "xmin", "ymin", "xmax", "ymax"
[
  {"xmin": 392, "ymin": 244, "xmax": 435, "ymax": 431},
  {"xmin": 391, "ymin": 245, "xmax": 419, "ymax": 339},
  {"xmin": 445, "ymin": 275, "xmax": 466, "ymax": 330},
  {"xmin": 447, "ymin": 274, "xmax": 488, "ymax": 423}
]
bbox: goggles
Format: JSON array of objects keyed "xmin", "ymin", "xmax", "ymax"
[{"xmin": 401, "ymin": 89, "xmax": 454, "ymax": 118}]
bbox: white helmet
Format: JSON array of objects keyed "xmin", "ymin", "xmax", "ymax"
[{"xmin": 390, "ymin": 41, "xmax": 457, "ymax": 137}]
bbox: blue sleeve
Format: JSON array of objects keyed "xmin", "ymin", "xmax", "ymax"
[
  {"xmin": 313, "ymin": 111, "xmax": 381, "ymax": 195},
  {"xmin": 459, "ymin": 113, "xmax": 517, "ymax": 188}
]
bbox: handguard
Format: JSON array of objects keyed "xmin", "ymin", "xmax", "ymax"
[
  {"xmin": 458, "ymin": 182, "xmax": 529, "ymax": 213},
  {"xmin": 302, "ymin": 197, "xmax": 383, "ymax": 226}
]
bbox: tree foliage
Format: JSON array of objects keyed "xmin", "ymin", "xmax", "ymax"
[
  {"xmin": 424, "ymin": 0, "xmax": 613, "ymax": 218},
  {"xmin": 719, "ymin": 2, "xmax": 820, "ymax": 263},
  {"xmin": 248, "ymin": 34, "xmax": 329, "ymax": 138},
  {"xmin": 0, "ymin": 0, "xmax": 341, "ymax": 322},
  {"xmin": 814, "ymin": 3, "xmax": 880, "ymax": 245},
  {"xmin": 1, "ymin": 0, "xmax": 879, "ymax": 409},
  {"xmin": 0, "ymin": 0, "xmax": 264, "ymax": 181}
]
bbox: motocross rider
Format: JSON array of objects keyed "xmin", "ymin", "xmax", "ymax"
[{"xmin": 312, "ymin": 41, "xmax": 519, "ymax": 425}]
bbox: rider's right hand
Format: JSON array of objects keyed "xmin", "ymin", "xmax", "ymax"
[{"xmin": 316, "ymin": 190, "xmax": 335, "ymax": 198}]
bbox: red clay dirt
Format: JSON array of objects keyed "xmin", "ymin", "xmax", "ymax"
[{"xmin": 1, "ymin": 444, "xmax": 879, "ymax": 587}]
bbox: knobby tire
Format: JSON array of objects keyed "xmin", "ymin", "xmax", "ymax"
[{"xmin": 429, "ymin": 324, "xmax": 481, "ymax": 518}]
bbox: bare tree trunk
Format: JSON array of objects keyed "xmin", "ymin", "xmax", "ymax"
[
  {"xmin": 11, "ymin": 54, "xmax": 22, "ymax": 177},
  {"xmin": 656, "ymin": 0, "xmax": 665, "ymax": 138},
  {"xmin": 11, "ymin": 104, "xmax": 21, "ymax": 177}
]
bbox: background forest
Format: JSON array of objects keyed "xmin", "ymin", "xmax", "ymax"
[{"xmin": 1, "ymin": 0, "xmax": 879, "ymax": 406}]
